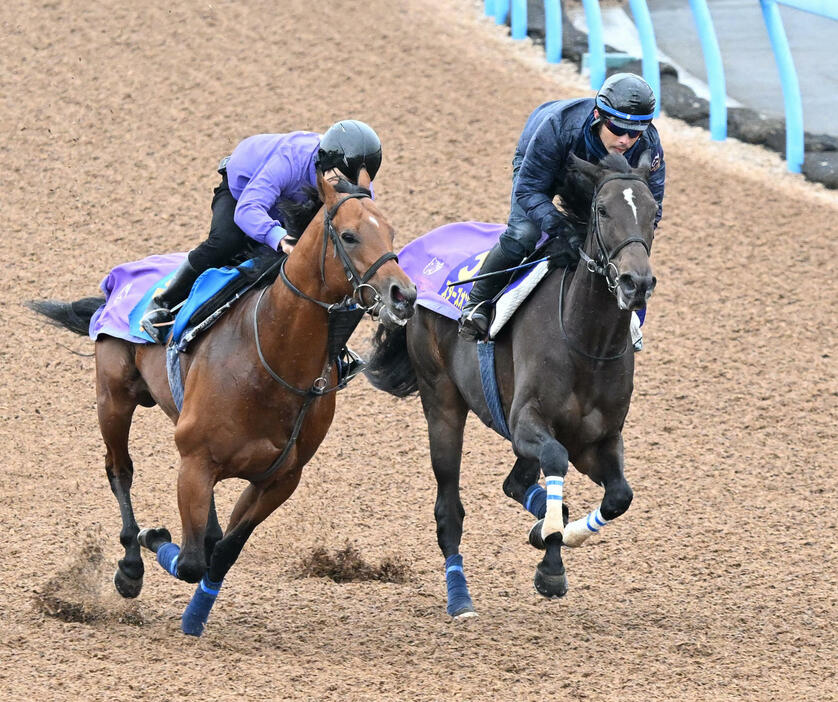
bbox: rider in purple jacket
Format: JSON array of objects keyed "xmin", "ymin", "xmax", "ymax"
[
  {"xmin": 458, "ymin": 73, "xmax": 666, "ymax": 343},
  {"xmin": 140, "ymin": 120, "xmax": 382, "ymax": 343}
]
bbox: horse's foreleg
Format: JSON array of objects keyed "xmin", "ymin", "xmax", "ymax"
[
  {"xmin": 179, "ymin": 470, "xmax": 303, "ymax": 637},
  {"xmin": 204, "ymin": 495, "xmax": 223, "ymax": 565},
  {"xmin": 563, "ymin": 436, "xmax": 633, "ymax": 548},
  {"xmin": 171, "ymin": 455, "xmax": 216, "ymax": 584},
  {"xmin": 511, "ymin": 406, "xmax": 569, "ymax": 598},
  {"xmin": 418, "ymin": 376, "xmax": 474, "ymax": 618},
  {"xmin": 96, "ymin": 347, "xmax": 144, "ymax": 599}
]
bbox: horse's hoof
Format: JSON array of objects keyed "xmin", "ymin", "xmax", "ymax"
[
  {"xmin": 451, "ymin": 606, "xmax": 477, "ymax": 620},
  {"xmin": 528, "ymin": 519, "xmax": 546, "ymax": 550},
  {"xmin": 137, "ymin": 527, "xmax": 172, "ymax": 551},
  {"xmin": 181, "ymin": 616, "xmax": 206, "ymax": 637},
  {"xmin": 534, "ymin": 565, "xmax": 569, "ymax": 599},
  {"xmin": 113, "ymin": 568, "xmax": 143, "ymax": 599}
]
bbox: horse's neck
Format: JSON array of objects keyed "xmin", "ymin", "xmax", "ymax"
[
  {"xmin": 563, "ymin": 265, "xmax": 631, "ymax": 355},
  {"xmin": 258, "ymin": 222, "xmax": 348, "ymax": 385}
]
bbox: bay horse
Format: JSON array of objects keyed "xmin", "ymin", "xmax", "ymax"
[
  {"xmin": 365, "ymin": 152, "xmax": 657, "ymax": 617},
  {"xmin": 29, "ymin": 171, "xmax": 416, "ymax": 635}
]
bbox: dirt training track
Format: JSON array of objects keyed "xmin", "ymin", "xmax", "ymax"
[{"xmin": 2, "ymin": 1, "xmax": 836, "ymax": 700}]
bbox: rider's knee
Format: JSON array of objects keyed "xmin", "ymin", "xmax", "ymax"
[{"xmin": 500, "ymin": 221, "xmax": 539, "ymax": 260}]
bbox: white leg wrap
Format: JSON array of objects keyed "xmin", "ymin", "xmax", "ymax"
[
  {"xmin": 563, "ymin": 507, "xmax": 609, "ymax": 548},
  {"xmin": 541, "ymin": 476, "xmax": 564, "ymax": 540}
]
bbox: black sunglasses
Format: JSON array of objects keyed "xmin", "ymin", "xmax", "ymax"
[{"xmin": 603, "ymin": 118, "xmax": 643, "ymax": 139}]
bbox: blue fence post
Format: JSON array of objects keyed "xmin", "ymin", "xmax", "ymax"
[
  {"xmin": 580, "ymin": 0, "xmax": 606, "ymax": 89},
  {"xmin": 494, "ymin": 0, "xmax": 510, "ymax": 25},
  {"xmin": 511, "ymin": 0, "xmax": 528, "ymax": 39},
  {"xmin": 544, "ymin": 0, "xmax": 563, "ymax": 63},
  {"xmin": 627, "ymin": 0, "xmax": 660, "ymax": 118},
  {"xmin": 688, "ymin": 0, "xmax": 727, "ymax": 141},
  {"xmin": 760, "ymin": 0, "xmax": 804, "ymax": 172},
  {"xmin": 485, "ymin": 0, "xmax": 493, "ymax": 17}
]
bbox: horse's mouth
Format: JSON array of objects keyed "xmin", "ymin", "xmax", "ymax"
[
  {"xmin": 379, "ymin": 307, "xmax": 409, "ymax": 327},
  {"xmin": 616, "ymin": 273, "xmax": 655, "ymax": 311},
  {"xmin": 373, "ymin": 279, "xmax": 416, "ymax": 328}
]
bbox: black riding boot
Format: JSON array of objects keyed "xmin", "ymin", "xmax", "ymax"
[
  {"xmin": 140, "ymin": 259, "xmax": 200, "ymax": 344},
  {"xmin": 458, "ymin": 244, "xmax": 522, "ymax": 341}
]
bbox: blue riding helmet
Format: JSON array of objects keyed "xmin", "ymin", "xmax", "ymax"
[{"xmin": 594, "ymin": 73, "xmax": 656, "ymax": 132}]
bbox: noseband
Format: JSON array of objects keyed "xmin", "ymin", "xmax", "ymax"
[{"xmin": 578, "ymin": 172, "xmax": 652, "ymax": 294}]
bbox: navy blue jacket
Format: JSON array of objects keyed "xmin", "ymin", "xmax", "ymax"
[{"xmin": 513, "ymin": 98, "xmax": 666, "ymax": 235}]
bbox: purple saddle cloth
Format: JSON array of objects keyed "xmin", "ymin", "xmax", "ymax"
[
  {"xmin": 88, "ymin": 253, "xmax": 187, "ymax": 343},
  {"xmin": 398, "ymin": 222, "xmax": 506, "ymax": 321}
]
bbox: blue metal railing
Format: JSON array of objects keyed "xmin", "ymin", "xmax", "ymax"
[
  {"xmin": 760, "ymin": 0, "xmax": 836, "ymax": 172},
  {"xmin": 544, "ymin": 1, "xmax": 562, "ymax": 64},
  {"xmin": 481, "ymin": 0, "xmax": 835, "ymax": 173},
  {"xmin": 688, "ymin": 0, "xmax": 727, "ymax": 141},
  {"xmin": 628, "ymin": 0, "xmax": 661, "ymax": 118},
  {"xmin": 580, "ymin": 0, "xmax": 606, "ymax": 89}
]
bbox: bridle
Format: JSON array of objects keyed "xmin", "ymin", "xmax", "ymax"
[
  {"xmin": 318, "ymin": 192, "xmax": 398, "ymax": 313},
  {"xmin": 560, "ymin": 172, "xmax": 653, "ymax": 362},
  {"xmin": 248, "ymin": 192, "xmax": 399, "ymax": 483},
  {"xmin": 577, "ymin": 172, "xmax": 652, "ymax": 294}
]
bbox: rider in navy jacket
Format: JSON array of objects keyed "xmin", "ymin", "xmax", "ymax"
[{"xmin": 459, "ymin": 73, "xmax": 666, "ymax": 341}]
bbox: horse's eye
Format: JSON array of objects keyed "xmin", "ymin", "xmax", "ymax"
[
  {"xmin": 597, "ymin": 205, "xmax": 609, "ymax": 217},
  {"xmin": 340, "ymin": 231, "xmax": 359, "ymax": 244}
]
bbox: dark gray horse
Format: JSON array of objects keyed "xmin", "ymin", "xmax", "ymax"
[{"xmin": 366, "ymin": 152, "xmax": 657, "ymax": 617}]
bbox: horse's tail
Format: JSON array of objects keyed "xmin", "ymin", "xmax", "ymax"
[
  {"xmin": 364, "ymin": 324, "xmax": 419, "ymax": 397},
  {"xmin": 25, "ymin": 297, "xmax": 105, "ymax": 337}
]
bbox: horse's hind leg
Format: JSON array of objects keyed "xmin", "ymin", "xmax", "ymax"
[
  {"xmin": 96, "ymin": 340, "xmax": 144, "ymax": 598},
  {"xmin": 417, "ymin": 375, "xmax": 474, "ymax": 618}
]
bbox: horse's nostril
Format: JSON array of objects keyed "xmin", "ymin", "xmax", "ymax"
[
  {"xmin": 391, "ymin": 283, "xmax": 417, "ymax": 308},
  {"xmin": 391, "ymin": 284, "xmax": 406, "ymax": 305},
  {"xmin": 618, "ymin": 274, "xmax": 636, "ymax": 293}
]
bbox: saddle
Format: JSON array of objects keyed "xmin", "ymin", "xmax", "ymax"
[
  {"xmin": 397, "ymin": 221, "xmax": 567, "ymax": 338},
  {"xmin": 170, "ymin": 253, "xmax": 282, "ymax": 352}
]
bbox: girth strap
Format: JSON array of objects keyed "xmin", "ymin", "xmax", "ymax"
[{"xmin": 476, "ymin": 340, "xmax": 512, "ymax": 440}]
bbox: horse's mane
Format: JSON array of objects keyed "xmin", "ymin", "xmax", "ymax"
[
  {"xmin": 555, "ymin": 152, "xmax": 633, "ymax": 238},
  {"xmin": 275, "ymin": 179, "xmax": 372, "ymax": 240}
]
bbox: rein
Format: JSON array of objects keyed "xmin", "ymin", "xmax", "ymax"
[
  {"xmin": 560, "ymin": 172, "xmax": 652, "ymax": 362},
  {"xmin": 248, "ymin": 192, "xmax": 396, "ymax": 483}
]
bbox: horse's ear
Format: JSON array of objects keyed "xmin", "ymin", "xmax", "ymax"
[
  {"xmin": 569, "ymin": 152, "xmax": 602, "ymax": 185},
  {"xmin": 356, "ymin": 167, "xmax": 371, "ymax": 190},
  {"xmin": 634, "ymin": 149, "xmax": 652, "ymax": 180},
  {"xmin": 316, "ymin": 170, "xmax": 337, "ymax": 205}
]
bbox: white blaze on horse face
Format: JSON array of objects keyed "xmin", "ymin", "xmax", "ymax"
[
  {"xmin": 623, "ymin": 188, "xmax": 638, "ymax": 224},
  {"xmin": 367, "ymin": 215, "xmax": 379, "ymax": 228},
  {"xmin": 541, "ymin": 476, "xmax": 565, "ymax": 540}
]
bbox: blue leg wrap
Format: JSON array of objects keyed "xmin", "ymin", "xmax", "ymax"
[
  {"xmin": 523, "ymin": 484, "xmax": 547, "ymax": 519},
  {"xmin": 444, "ymin": 554, "xmax": 474, "ymax": 617},
  {"xmin": 181, "ymin": 576, "xmax": 223, "ymax": 637},
  {"xmin": 156, "ymin": 542, "xmax": 181, "ymax": 579}
]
